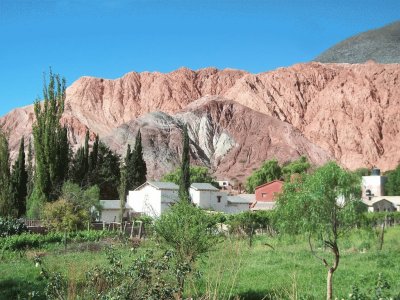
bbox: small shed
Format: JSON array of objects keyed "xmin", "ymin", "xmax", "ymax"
[{"xmin": 99, "ymin": 200, "xmax": 121, "ymax": 223}]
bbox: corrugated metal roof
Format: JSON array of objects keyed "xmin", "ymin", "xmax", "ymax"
[
  {"xmin": 190, "ymin": 183, "xmax": 219, "ymax": 191},
  {"xmin": 237, "ymin": 194, "xmax": 255, "ymax": 201},
  {"xmin": 100, "ymin": 200, "xmax": 120, "ymax": 210},
  {"xmin": 251, "ymin": 201, "xmax": 276, "ymax": 211},
  {"xmin": 148, "ymin": 181, "xmax": 179, "ymax": 190},
  {"xmin": 227, "ymin": 195, "xmax": 253, "ymax": 204}
]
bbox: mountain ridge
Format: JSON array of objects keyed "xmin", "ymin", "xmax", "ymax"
[{"xmin": 1, "ymin": 62, "xmax": 400, "ymax": 179}]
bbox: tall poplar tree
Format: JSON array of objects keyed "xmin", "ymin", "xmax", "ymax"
[
  {"xmin": 10, "ymin": 138, "xmax": 28, "ymax": 217},
  {"xmin": 88, "ymin": 134, "xmax": 99, "ymax": 185},
  {"xmin": 29, "ymin": 70, "xmax": 70, "ymax": 217},
  {"xmin": 0, "ymin": 130, "xmax": 12, "ymax": 217},
  {"xmin": 69, "ymin": 130, "xmax": 90, "ymax": 186},
  {"xmin": 131, "ymin": 129, "xmax": 147, "ymax": 189},
  {"xmin": 179, "ymin": 124, "xmax": 190, "ymax": 201},
  {"xmin": 26, "ymin": 139, "xmax": 34, "ymax": 200},
  {"xmin": 125, "ymin": 130, "xmax": 147, "ymax": 192}
]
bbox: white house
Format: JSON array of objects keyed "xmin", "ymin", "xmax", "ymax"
[
  {"xmin": 190, "ymin": 183, "xmax": 226, "ymax": 211},
  {"xmin": 362, "ymin": 168, "xmax": 387, "ymax": 199},
  {"xmin": 127, "ymin": 181, "xmax": 250, "ymax": 217},
  {"xmin": 364, "ymin": 196, "xmax": 400, "ymax": 212},
  {"xmin": 360, "ymin": 168, "xmax": 400, "ymax": 212},
  {"xmin": 127, "ymin": 181, "xmax": 179, "ymax": 218},
  {"xmin": 217, "ymin": 180, "xmax": 230, "ymax": 189}
]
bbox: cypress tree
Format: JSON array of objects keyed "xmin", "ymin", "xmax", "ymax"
[
  {"xmin": 29, "ymin": 70, "xmax": 70, "ymax": 217},
  {"xmin": 26, "ymin": 139, "xmax": 34, "ymax": 199},
  {"xmin": 0, "ymin": 130, "xmax": 12, "ymax": 217},
  {"xmin": 132, "ymin": 129, "xmax": 147, "ymax": 189},
  {"xmin": 125, "ymin": 144, "xmax": 135, "ymax": 192},
  {"xmin": 10, "ymin": 138, "xmax": 28, "ymax": 217},
  {"xmin": 88, "ymin": 134, "xmax": 99, "ymax": 185},
  {"xmin": 179, "ymin": 124, "xmax": 190, "ymax": 201},
  {"xmin": 69, "ymin": 130, "xmax": 90, "ymax": 187},
  {"xmin": 125, "ymin": 130, "xmax": 147, "ymax": 192}
]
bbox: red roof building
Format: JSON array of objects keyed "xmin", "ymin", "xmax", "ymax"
[{"xmin": 254, "ymin": 180, "xmax": 284, "ymax": 202}]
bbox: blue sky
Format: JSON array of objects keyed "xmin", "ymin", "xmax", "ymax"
[{"xmin": 0, "ymin": 0, "xmax": 398, "ymax": 117}]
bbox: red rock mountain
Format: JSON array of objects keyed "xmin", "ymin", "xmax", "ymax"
[{"xmin": 1, "ymin": 62, "xmax": 400, "ymax": 179}]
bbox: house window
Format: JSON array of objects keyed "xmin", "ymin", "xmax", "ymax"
[
  {"xmin": 262, "ymin": 193, "xmax": 267, "ymax": 198},
  {"xmin": 217, "ymin": 196, "xmax": 222, "ymax": 203}
]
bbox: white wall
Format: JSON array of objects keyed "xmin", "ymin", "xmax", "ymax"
[
  {"xmin": 127, "ymin": 185, "xmax": 179, "ymax": 218},
  {"xmin": 362, "ymin": 176, "xmax": 387, "ymax": 198},
  {"xmin": 160, "ymin": 189, "xmax": 179, "ymax": 215},
  {"xmin": 224, "ymin": 203, "xmax": 249, "ymax": 214},
  {"xmin": 190, "ymin": 189, "xmax": 228, "ymax": 211},
  {"xmin": 100, "ymin": 210, "xmax": 119, "ymax": 223}
]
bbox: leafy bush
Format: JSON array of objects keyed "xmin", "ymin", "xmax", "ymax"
[
  {"xmin": 154, "ymin": 200, "xmax": 219, "ymax": 297},
  {"xmin": 227, "ymin": 210, "xmax": 274, "ymax": 247},
  {"xmin": 37, "ymin": 247, "xmax": 178, "ymax": 300},
  {"xmin": 43, "ymin": 199, "xmax": 89, "ymax": 232},
  {"xmin": 0, "ymin": 217, "xmax": 27, "ymax": 237},
  {"xmin": 0, "ymin": 230, "xmax": 113, "ymax": 251}
]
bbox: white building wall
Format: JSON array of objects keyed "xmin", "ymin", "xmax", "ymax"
[
  {"xmin": 190, "ymin": 189, "xmax": 228, "ymax": 211},
  {"xmin": 127, "ymin": 185, "xmax": 163, "ymax": 217},
  {"xmin": 100, "ymin": 210, "xmax": 120, "ymax": 223},
  {"xmin": 362, "ymin": 176, "xmax": 387, "ymax": 198},
  {"xmin": 160, "ymin": 189, "xmax": 179, "ymax": 215},
  {"xmin": 224, "ymin": 203, "xmax": 249, "ymax": 214}
]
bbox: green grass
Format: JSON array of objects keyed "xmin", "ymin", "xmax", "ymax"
[{"xmin": 1, "ymin": 228, "xmax": 400, "ymax": 299}]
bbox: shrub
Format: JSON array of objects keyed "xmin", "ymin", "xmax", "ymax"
[
  {"xmin": 42, "ymin": 199, "xmax": 89, "ymax": 232},
  {"xmin": 0, "ymin": 230, "xmax": 113, "ymax": 251},
  {"xmin": 36, "ymin": 247, "xmax": 178, "ymax": 300},
  {"xmin": 0, "ymin": 217, "xmax": 27, "ymax": 237},
  {"xmin": 154, "ymin": 200, "xmax": 218, "ymax": 297}
]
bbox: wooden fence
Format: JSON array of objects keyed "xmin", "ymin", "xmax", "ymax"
[{"xmin": 22, "ymin": 219, "xmax": 144, "ymax": 238}]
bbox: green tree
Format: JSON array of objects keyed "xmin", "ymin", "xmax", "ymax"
[
  {"xmin": 118, "ymin": 167, "xmax": 127, "ymax": 222},
  {"xmin": 69, "ymin": 130, "xmax": 90, "ymax": 187},
  {"xmin": 42, "ymin": 181, "xmax": 100, "ymax": 232},
  {"xmin": 10, "ymin": 138, "xmax": 28, "ymax": 217},
  {"xmin": 131, "ymin": 129, "xmax": 147, "ymax": 188},
  {"xmin": 26, "ymin": 139, "xmax": 34, "ymax": 200},
  {"xmin": 126, "ymin": 130, "xmax": 147, "ymax": 191},
  {"xmin": 154, "ymin": 200, "xmax": 217, "ymax": 297},
  {"xmin": 91, "ymin": 142, "xmax": 120, "ymax": 199},
  {"xmin": 179, "ymin": 124, "xmax": 190, "ymax": 201},
  {"xmin": 245, "ymin": 159, "xmax": 282, "ymax": 193},
  {"xmin": 29, "ymin": 70, "xmax": 70, "ymax": 215},
  {"xmin": 275, "ymin": 162, "xmax": 364, "ymax": 300},
  {"xmin": 162, "ymin": 166, "xmax": 218, "ymax": 187},
  {"xmin": 385, "ymin": 165, "xmax": 400, "ymax": 196},
  {"xmin": 88, "ymin": 134, "xmax": 99, "ymax": 183},
  {"xmin": 282, "ymin": 156, "xmax": 311, "ymax": 181},
  {"xmin": 0, "ymin": 130, "xmax": 12, "ymax": 217}
]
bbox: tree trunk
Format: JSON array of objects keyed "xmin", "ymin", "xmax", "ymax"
[
  {"xmin": 327, "ymin": 268, "xmax": 334, "ymax": 300},
  {"xmin": 325, "ymin": 241, "xmax": 339, "ymax": 300}
]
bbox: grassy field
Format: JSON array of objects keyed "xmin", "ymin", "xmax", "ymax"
[{"xmin": 1, "ymin": 227, "xmax": 400, "ymax": 299}]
